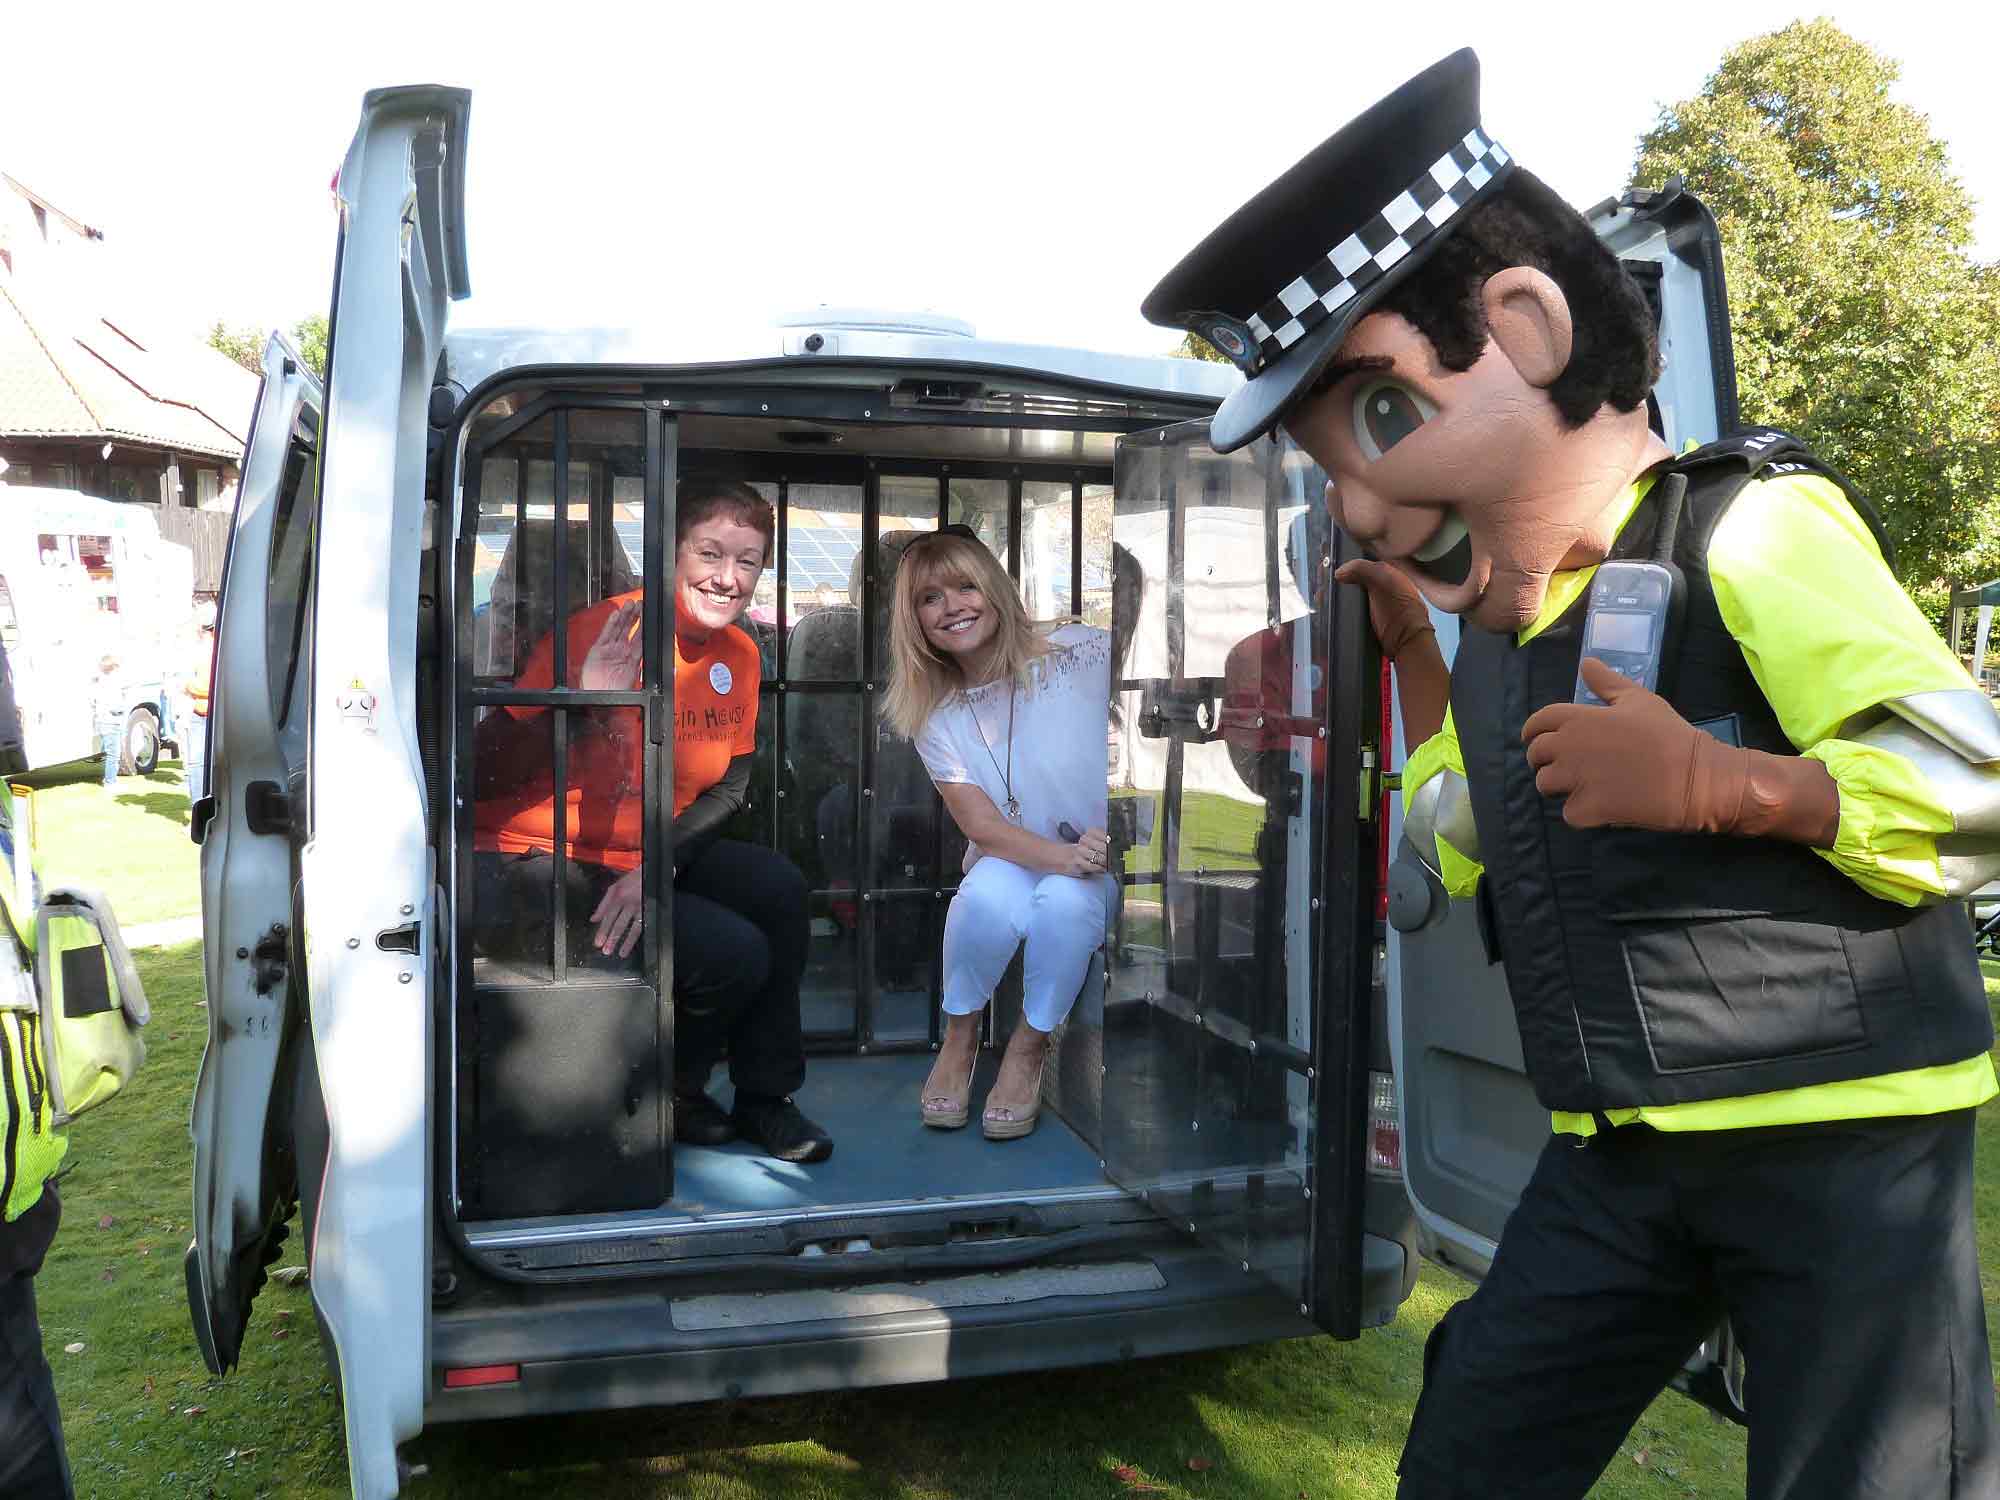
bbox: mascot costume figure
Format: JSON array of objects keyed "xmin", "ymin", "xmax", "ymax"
[{"xmin": 1144, "ymin": 48, "xmax": 2000, "ymax": 1499}]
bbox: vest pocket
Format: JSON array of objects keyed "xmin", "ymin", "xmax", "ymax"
[{"xmin": 1618, "ymin": 915, "xmax": 1869, "ymax": 1075}]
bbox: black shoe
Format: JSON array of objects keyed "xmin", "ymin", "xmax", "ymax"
[
  {"xmin": 674, "ymin": 1089, "xmax": 738, "ymax": 1147},
  {"xmin": 732, "ymin": 1094, "xmax": 834, "ymax": 1164}
]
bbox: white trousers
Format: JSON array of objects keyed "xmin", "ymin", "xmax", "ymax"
[{"xmin": 941, "ymin": 857, "xmax": 1114, "ymax": 1032}]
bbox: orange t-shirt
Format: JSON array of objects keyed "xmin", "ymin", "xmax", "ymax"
[{"xmin": 472, "ymin": 591, "xmax": 760, "ymax": 872}]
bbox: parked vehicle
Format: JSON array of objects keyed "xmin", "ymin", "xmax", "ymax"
[
  {"xmin": 187, "ymin": 88, "xmax": 1743, "ymax": 1498},
  {"xmin": 0, "ymin": 488, "xmax": 197, "ymax": 776}
]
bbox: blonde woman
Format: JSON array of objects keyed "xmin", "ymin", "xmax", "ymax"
[{"xmin": 886, "ymin": 526, "xmax": 1114, "ymax": 1140}]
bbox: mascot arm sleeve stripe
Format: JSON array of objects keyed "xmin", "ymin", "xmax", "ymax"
[
  {"xmin": 1710, "ymin": 473, "xmax": 1990, "ymax": 901},
  {"xmin": 1402, "ymin": 708, "xmax": 1483, "ymax": 896},
  {"xmin": 1709, "ymin": 474, "xmax": 1972, "ymax": 746}
]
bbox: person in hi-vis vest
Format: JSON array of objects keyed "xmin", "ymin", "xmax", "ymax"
[
  {"xmin": 1141, "ymin": 48, "xmax": 2000, "ymax": 1500},
  {"xmin": 0, "ymin": 634, "xmax": 74, "ymax": 1500}
]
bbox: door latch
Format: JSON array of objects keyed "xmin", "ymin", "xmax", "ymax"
[
  {"xmin": 249, "ymin": 923, "xmax": 289, "ymax": 996},
  {"xmin": 243, "ymin": 781, "xmax": 290, "ymax": 836}
]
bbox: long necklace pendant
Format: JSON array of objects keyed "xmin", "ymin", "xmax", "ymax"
[{"xmin": 1005, "ymin": 796, "xmax": 1022, "ymax": 824}]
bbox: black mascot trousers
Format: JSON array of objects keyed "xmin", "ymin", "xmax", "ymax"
[
  {"xmin": 0, "ymin": 1189, "xmax": 71, "ymax": 1500},
  {"xmin": 1397, "ymin": 1109, "xmax": 1997, "ymax": 1499}
]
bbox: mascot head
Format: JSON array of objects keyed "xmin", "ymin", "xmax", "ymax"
[{"xmin": 1144, "ymin": 50, "xmax": 1670, "ymax": 630}]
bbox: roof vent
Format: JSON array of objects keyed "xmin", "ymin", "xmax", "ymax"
[{"xmin": 779, "ymin": 306, "xmax": 975, "ymax": 357}]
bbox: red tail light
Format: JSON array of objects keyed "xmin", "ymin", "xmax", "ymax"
[{"xmin": 443, "ymin": 1364, "xmax": 520, "ymax": 1389}]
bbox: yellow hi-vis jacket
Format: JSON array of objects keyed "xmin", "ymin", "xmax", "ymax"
[{"xmin": 1403, "ymin": 469, "xmax": 1999, "ymax": 1137}]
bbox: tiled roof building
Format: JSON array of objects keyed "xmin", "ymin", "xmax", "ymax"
[{"xmin": 0, "ymin": 173, "xmax": 255, "ymax": 591}]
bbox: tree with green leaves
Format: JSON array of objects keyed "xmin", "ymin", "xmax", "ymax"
[
  {"xmin": 205, "ymin": 315, "xmax": 330, "ymax": 381},
  {"xmin": 205, "ymin": 319, "xmax": 262, "ymax": 376},
  {"xmin": 290, "ymin": 314, "xmax": 328, "ymax": 381},
  {"xmin": 1632, "ymin": 19, "xmax": 2000, "ymax": 617},
  {"xmin": 1170, "ymin": 330, "xmax": 1231, "ymax": 364}
]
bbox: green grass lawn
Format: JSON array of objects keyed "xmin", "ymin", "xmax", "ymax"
[
  {"xmin": 23, "ymin": 780, "xmax": 2000, "ymax": 1495},
  {"xmin": 15, "ymin": 759, "xmax": 199, "ymax": 925}
]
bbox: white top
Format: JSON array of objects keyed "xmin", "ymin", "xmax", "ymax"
[{"xmin": 914, "ymin": 623, "xmax": 1111, "ymax": 857}]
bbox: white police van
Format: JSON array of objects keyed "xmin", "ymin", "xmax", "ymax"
[{"xmin": 186, "ymin": 86, "xmax": 1744, "ymax": 1497}]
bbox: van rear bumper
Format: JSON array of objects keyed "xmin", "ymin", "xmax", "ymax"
[{"xmin": 427, "ymin": 1230, "xmax": 1408, "ymax": 1422}]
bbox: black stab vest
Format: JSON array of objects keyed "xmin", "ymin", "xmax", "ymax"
[{"xmin": 1451, "ymin": 430, "xmax": 1993, "ymax": 1112}]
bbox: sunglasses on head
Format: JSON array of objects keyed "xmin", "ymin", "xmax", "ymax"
[{"xmin": 905, "ymin": 523, "xmax": 983, "ymax": 550}]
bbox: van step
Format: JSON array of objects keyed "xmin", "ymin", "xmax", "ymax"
[{"xmin": 670, "ymin": 1259, "xmax": 1166, "ymax": 1332}]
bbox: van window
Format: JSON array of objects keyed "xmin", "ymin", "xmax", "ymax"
[
  {"xmin": 265, "ymin": 434, "xmax": 318, "ymax": 730},
  {"xmin": 36, "ymin": 533, "xmax": 118, "ymax": 613}
]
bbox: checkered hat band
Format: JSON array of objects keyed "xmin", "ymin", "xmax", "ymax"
[{"xmin": 1245, "ymin": 130, "xmax": 1511, "ymax": 365}]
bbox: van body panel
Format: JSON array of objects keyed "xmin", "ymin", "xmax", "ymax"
[
  {"xmin": 188, "ymin": 335, "xmax": 323, "ymax": 1376},
  {"xmin": 423, "ymin": 1233, "xmax": 1418, "ymax": 1425},
  {"xmin": 299, "ymin": 84, "xmax": 470, "ymax": 1500},
  {"xmin": 201, "ymin": 81, "xmax": 1432, "ymax": 1499}
]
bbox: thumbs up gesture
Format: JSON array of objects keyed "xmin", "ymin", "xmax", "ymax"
[{"xmin": 1521, "ymin": 659, "xmax": 1838, "ymax": 846}]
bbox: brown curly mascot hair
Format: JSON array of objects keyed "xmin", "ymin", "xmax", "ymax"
[{"xmin": 1361, "ymin": 168, "xmax": 1661, "ymax": 429}]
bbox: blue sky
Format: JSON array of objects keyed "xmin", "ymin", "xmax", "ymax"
[{"xmin": 2, "ymin": 1, "xmax": 1991, "ymax": 358}]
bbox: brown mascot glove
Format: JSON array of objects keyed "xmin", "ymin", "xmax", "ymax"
[{"xmin": 1521, "ymin": 659, "xmax": 1840, "ymax": 846}]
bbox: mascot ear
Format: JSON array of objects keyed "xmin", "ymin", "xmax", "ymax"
[{"xmin": 1482, "ymin": 267, "xmax": 1573, "ymax": 390}]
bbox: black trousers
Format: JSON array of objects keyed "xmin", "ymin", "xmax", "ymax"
[
  {"xmin": 1397, "ymin": 1109, "xmax": 1997, "ymax": 1499},
  {"xmin": 0, "ymin": 1194, "xmax": 70, "ymax": 1500},
  {"xmin": 671, "ymin": 839, "xmax": 807, "ymax": 1100},
  {"xmin": 474, "ymin": 839, "xmax": 807, "ymax": 1101}
]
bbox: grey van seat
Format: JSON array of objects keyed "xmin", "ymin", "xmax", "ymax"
[
  {"xmin": 783, "ymin": 531, "xmax": 934, "ymax": 902},
  {"xmin": 476, "ymin": 519, "xmax": 639, "ymax": 680}
]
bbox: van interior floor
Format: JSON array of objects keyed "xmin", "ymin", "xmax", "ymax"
[{"xmin": 667, "ymin": 1052, "xmax": 1107, "ymax": 1222}]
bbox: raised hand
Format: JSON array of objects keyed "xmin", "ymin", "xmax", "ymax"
[{"xmin": 580, "ymin": 600, "xmax": 643, "ymax": 691}]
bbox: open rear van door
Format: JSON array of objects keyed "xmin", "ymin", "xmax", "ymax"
[
  {"xmin": 1099, "ymin": 419, "xmax": 1383, "ymax": 1335},
  {"xmin": 188, "ymin": 333, "xmax": 323, "ymax": 1373},
  {"xmin": 1388, "ymin": 183, "xmax": 1746, "ymax": 1412},
  {"xmin": 189, "ymin": 86, "xmax": 470, "ymax": 1500}
]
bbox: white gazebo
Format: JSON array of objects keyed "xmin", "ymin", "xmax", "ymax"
[{"xmin": 1949, "ymin": 579, "xmax": 2000, "ymax": 692}]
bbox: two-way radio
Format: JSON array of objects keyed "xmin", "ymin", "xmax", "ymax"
[{"xmin": 1572, "ymin": 472, "xmax": 1688, "ymax": 706}]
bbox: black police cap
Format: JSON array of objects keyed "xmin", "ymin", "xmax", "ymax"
[{"xmin": 1142, "ymin": 49, "xmax": 1514, "ymax": 453}]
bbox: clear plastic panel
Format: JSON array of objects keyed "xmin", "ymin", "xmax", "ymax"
[
  {"xmin": 785, "ymin": 482, "xmax": 866, "ymax": 681},
  {"xmin": 469, "ymin": 706, "xmax": 650, "ymax": 988},
  {"xmin": 869, "ymin": 892, "xmax": 938, "ymax": 1044},
  {"xmin": 875, "ymin": 475, "xmax": 941, "ymax": 674},
  {"xmin": 783, "ymin": 690, "xmax": 860, "ymax": 894},
  {"xmin": 1019, "ymin": 479, "xmax": 1072, "ymax": 619},
  {"xmin": 872, "ymin": 715, "xmax": 938, "ymax": 891},
  {"xmin": 473, "ymin": 412, "xmax": 647, "ymax": 686},
  {"xmin": 1101, "ymin": 422, "xmax": 1327, "ymax": 1309},
  {"xmin": 947, "ymin": 477, "xmax": 1009, "ymax": 572},
  {"xmin": 800, "ymin": 891, "xmax": 858, "ymax": 1040}
]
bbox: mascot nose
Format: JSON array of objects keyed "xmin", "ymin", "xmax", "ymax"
[{"xmin": 1326, "ymin": 475, "xmax": 1391, "ymax": 543}]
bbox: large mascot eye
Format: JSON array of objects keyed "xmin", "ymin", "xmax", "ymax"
[{"xmin": 1351, "ymin": 380, "xmax": 1436, "ymax": 461}]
